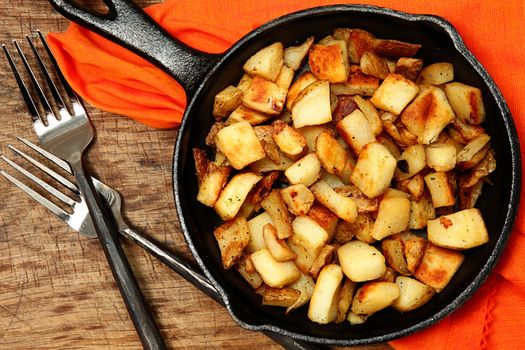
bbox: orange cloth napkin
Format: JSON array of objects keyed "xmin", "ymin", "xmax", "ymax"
[{"xmin": 47, "ymin": 1, "xmax": 524, "ymax": 349}]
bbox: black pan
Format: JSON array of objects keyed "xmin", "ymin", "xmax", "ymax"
[{"xmin": 49, "ymin": 0, "xmax": 521, "ymax": 346}]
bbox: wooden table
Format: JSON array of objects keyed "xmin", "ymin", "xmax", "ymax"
[{"xmin": 0, "ymin": 1, "xmax": 393, "ymax": 349}]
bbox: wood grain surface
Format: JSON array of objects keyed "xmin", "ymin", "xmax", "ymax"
[{"xmin": 0, "ymin": 1, "xmax": 393, "ymax": 349}]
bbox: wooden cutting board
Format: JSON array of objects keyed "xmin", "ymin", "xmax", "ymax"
[{"xmin": 0, "ymin": 1, "xmax": 393, "ymax": 349}]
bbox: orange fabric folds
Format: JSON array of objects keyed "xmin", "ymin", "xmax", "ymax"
[{"xmin": 48, "ymin": 1, "xmax": 524, "ymax": 349}]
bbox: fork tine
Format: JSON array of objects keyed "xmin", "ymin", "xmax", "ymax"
[
  {"xmin": 26, "ymin": 34, "xmax": 67, "ymax": 111},
  {"xmin": 17, "ymin": 137, "xmax": 71, "ymax": 173},
  {"xmin": 13, "ymin": 40, "xmax": 58, "ymax": 121},
  {"xmin": 37, "ymin": 30, "xmax": 80, "ymax": 105},
  {"xmin": 2, "ymin": 44, "xmax": 41, "ymax": 121},
  {"xmin": 1, "ymin": 155, "xmax": 77, "ymax": 207},
  {"xmin": 0, "ymin": 170, "xmax": 70, "ymax": 221},
  {"xmin": 7, "ymin": 143, "xmax": 78, "ymax": 194}
]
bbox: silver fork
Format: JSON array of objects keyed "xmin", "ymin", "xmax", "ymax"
[
  {"xmin": 2, "ymin": 32, "xmax": 166, "ymax": 350},
  {"xmin": 1, "ymin": 139, "xmax": 319, "ymax": 350}
]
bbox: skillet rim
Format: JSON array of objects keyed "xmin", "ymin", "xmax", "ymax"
[{"xmin": 173, "ymin": 4, "xmax": 521, "ymax": 345}]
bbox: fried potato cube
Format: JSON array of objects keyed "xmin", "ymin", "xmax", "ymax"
[
  {"xmin": 243, "ymin": 42, "xmax": 284, "ymax": 82},
  {"xmin": 414, "ymin": 243, "xmax": 464, "ymax": 291},
  {"xmin": 284, "ymin": 36, "xmax": 315, "ymax": 70},
  {"xmin": 309, "ymin": 39, "xmax": 350, "ymax": 83},
  {"xmin": 424, "ymin": 172, "xmax": 456, "ymax": 208},
  {"xmin": 243, "ymin": 76, "xmax": 287, "ymax": 115},
  {"xmin": 338, "ymin": 241, "xmax": 386, "ymax": 282},
  {"xmin": 372, "ymin": 196, "xmax": 410, "ymax": 240},
  {"xmin": 459, "ymin": 178, "xmax": 484, "ymax": 210},
  {"xmin": 402, "ymin": 234, "xmax": 427, "ymax": 273},
  {"xmin": 417, "ymin": 62, "xmax": 454, "ymax": 85},
  {"xmin": 311, "ymin": 180, "xmax": 358, "ymax": 223},
  {"xmin": 426, "ymin": 143, "xmax": 457, "ymax": 172},
  {"xmin": 376, "ymin": 134, "xmax": 401, "ymax": 158},
  {"xmin": 308, "ymin": 204, "xmax": 339, "ymax": 239},
  {"xmin": 261, "ymin": 190, "xmax": 293, "ymax": 239},
  {"xmin": 246, "ymin": 211, "xmax": 272, "ymax": 253},
  {"xmin": 196, "ymin": 162, "xmax": 231, "ymax": 207},
  {"xmin": 330, "ymin": 65, "xmax": 380, "ymax": 96},
  {"xmin": 262, "ymin": 287, "xmax": 301, "ymax": 307},
  {"xmin": 333, "ymin": 28, "xmax": 376, "ymax": 63},
  {"xmin": 336, "ymin": 279, "xmax": 357, "ymax": 323},
  {"xmin": 192, "ymin": 148, "xmax": 209, "ymax": 184},
  {"xmin": 350, "ymin": 142, "xmax": 397, "ymax": 198},
  {"xmin": 251, "ymin": 249, "xmax": 301, "ymax": 288},
  {"xmin": 336, "ymin": 109, "xmax": 377, "ymax": 155},
  {"xmin": 351, "ymin": 281, "xmax": 400, "ymax": 315},
  {"xmin": 309, "ymin": 244, "xmax": 337, "ymax": 279},
  {"xmin": 236, "ymin": 257, "xmax": 263, "ymax": 289},
  {"xmin": 382, "ymin": 238, "xmax": 410, "ymax": 275},
  {"xmin": 353, "ymin": 95, "xmax": 383, "ymax": 135},
  {"xmin": 291, "ymin": 80, "xmax": 333, "ymax": 128},
  {"xmin": 449, "ymin": 119, "xmax": 485, "ymax": 142},
  {"xmin": 226, "ymin": 105, "xmax": 272, "ymax": 126},
  {"xmin": 406, "ymin": 173, "xmax": 425, "ymax": 201},
  {"xmin": 334, "ymin": 186, "xmax": 379, "ymax": 213},
  {"xmin": 237, "ymin": 73, "xmax": 252, "ymax": 94},
  {"xmin": 214, "ymin": 217, "xmax": 250, "ymax": 269},
  {"xmin": 286, "ymin": 72, "xmax": 318, "ymax": 110},
  {"xmin": 263, "ymin": 224, "xmax": 296, "ymax": 261},
  {"xmin": 394, "ymin": 144, "xmax": 427, "ymax": 181},
  {"xmin": 216, "ymin": 121, "xmax": 265, "ymax": 170},
  {"xmin": 272, "ymin": 120, "xmax": 307, "ymax": 159},
  {"xmin": 308, "ymin": 264, "xmax": 344, "ymax": 324},
  {"xmin": 214, "ymin": 172, "xmax": 262, "ymax": 220},
  {"xmin": 335, "ymin": 213, "xmax": 374, "ymax": 244},
  {"xmin": 428, "ymin": 208, "xmax": 489, "ymax": 250},
  {"xmin": 289, "ymin": 215, "xmax": 330, "ymax": 272},
  {"xmin": 284, "ymin": 153, "xmax": 322, "ymax": 186},
  {"xmin": 400, "ymin": 86, "xmax": 456, "ymax": 144},
  {"xmin": 393, "ymin": 276, "xmax": 435, "ymax": 312},
  {"xmin": 296, "ymin": 125, "xmax": 332, "ymax": 152},
  {"xmin": 285, "ymin": 273, "xmax": 316, "ymax": 314},
  {"xmin": 315, "ymin": 131, "xmax": 348, "ymax": 175},
  {"xmin": 394, "ymin": 57, "xmax": 423, "ymax": 81},
  {"xmin": 213, "ymin": 85, "xmax": 243, "ymax": 120},
  {"xmin": 456, "ymin": 134, "xmax": 491, "ymax": 168},
  {"xmin": 280, "ymin": 184, "xmax": 315, "ymax": 216},
  {"xmin": 445, "ymin": 82, "xmax": 486, "ymax": 124},
  {"xmin": 383, "ymin": 188, "xmax": 410, "ymax": 200},
  {"xmin": 409, "ymin": 194, "xmax": 436, "ymax": 230},
  {"xmin": 249, "ymin": 154, "xmax": 294, "ymax": 172},
  {"xmin": 370, "ymin": 73, "xmax": 419, "ymax": 115},
  {"xmin": 360, "ymin": 51, "xmax": 390, "ymax": 79}
]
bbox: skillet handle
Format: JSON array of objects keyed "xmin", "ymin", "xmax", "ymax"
[{"xmin": 48, "ymin": 0, "xmax": 220, "ymax": 94}]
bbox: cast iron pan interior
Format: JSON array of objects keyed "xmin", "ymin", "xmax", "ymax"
[{"xmin": 174, "ymin": 5, "xmax": 520, "ymax": 345}]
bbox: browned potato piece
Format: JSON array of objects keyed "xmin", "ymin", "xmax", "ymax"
[
  {"xmin": 377, "ymin": 266, "xmax": 398, "ymax": 283},
  {"xmin": 456, "ymin": 134, "xmax": 491, "ymax": 169},
  {"xmin": 316, "ymin": 131, "xmax": 348, "ymax": 175},
  {"xmin": 275, "ymin": 65, "xmax": 295, "ymax": 90},
  {"xmin": 381, "ymin": 238, "xmax": 410, "ymax": 275},
  {"xmin": 353, "ymin": 95, "xmax": 383, "ymax": 135},
  {"xmin": 216, "ymin": 121, "xmax": 265, "ymax": 170},
  {"xmin": 394, "ymin": 57, "xmax": 423, "ymax": 81},
  {"xmin": 251, "ymin": 249, "xmax": 301, "ymax": 288},
  {"xmin": 237, "ymin": 74, "xmax": 252, "ymax": 94},
  {"xmin": 393, "ymin": 276, "xmax": 435, "ymax": 312},
  {"xmin": 309, "ymin": 244, "xmax": 337, "ymax": 279},
  {"xmin": 280, "ymin": 184, "xmax": 315, "ymax": 216},
  {"xmin": 461, "ymin": 149, "xmax": 496, "ymax": 188},
  {"xmin": 333, "ymin": 28, "xmax": 375, "ymax": 63},
  {"xmin": 311, "ymin": 180, "xmax": 358, "ymax": 223},
  {"xmin": 246, "ymin": 212, "xmax": 272, "ymax": 253},
  {"xmin": 227, "ymin": 105, "xmax": 272, "ymax": 126},
  {"xmin": 424, "ymin": 172, "xmax": 456, "ymax": 208},
  {"xmin": 263, "ymin": 224, "xmax": 296, "ymax": 261},
  {"xmin": 291, "ymin": 80, "xmax": 333, "ymax": 128},
  {"xmin": 262, "ymin": 287, "xmax": 301, "ymax": 307},
  {"xmin": 243, "ymin": 76, "xmax": 287, "ymax": 115},
  {"xmin": 296, "ymin": 125, "xmax": 332, "ymax": 152},
  {"xmin": 406, "ymin": 173, "xmax": 425, "ymax": 201},
  {"xmin": 409, "ymin": 193, "xmax": 436, "ymax": 230},
  {"xmin": 214, "ymin": 172, "xmax": 262, "ymax": 221},
  {"xmin": 403, "ymin": 234, "xmax": 427, "ymax": 273},
  {"xmin": 376, "ymin": 134, "xmax": 401, "ymax": 158},
  {"xmin": 236, "ymin": 256, "xmax": 263, "ymax": 289},
  {"xmin": 250, "ymin": 171, "xmax": 279, "ymax": 204},
  {"xmin": 330, "ymin": 65, "xmax": 380, "ymax": 96},
  {"xmin": 309, "ymin": 39, "xmax": 350, "ymax": 83},
  {"xmin": 427, "ymin": 208, "xmax": 489, "ymax": 249},
  {"xmin": 336, "ymin": 109, "xmax": 377, "ymax": 155},
  {"xmin": 308, "ymin": 204, "xmax": 339, "ymax": 239},
  {"xmin": 286, "ymin": 72, "xmax": 318, "ymax": 110},
  {"xmin": 426, "ymin": 143, "xmax": 457, "ymax": 172},
  {"xmin": 370, "ymin": 73, "xmax": 419, "ymax": 115},
  {"xmin": 417, "ymin": 62, "xmax": 454, "ymax": 85},
  {"xmin": 284, "ymin": 36, "xmax": 315, "ymax": 70},
  {"xmin": 192, "ymin": 148, "xmax": 209, "ymax": 184},
  {"xmin": 360, "ymin": 51, "xmax": 390, "ymax": 79},
  {"xmin": 338, "ymin": 241, "xmax": 386, "ymax": 282},
  {"xmin": 445, "ymin": 82, "xmax": 486, "ymax": 124},
  {"xmin": 272, "ymin": 119, "xmax": 308, "ymax": 159},
  {"xmin": 372, "ymin": 197, "xmax": 410, "ymax": 240},
  {"xmin": 336, "ymin": 279, "xmax": 357, "ymax": 323},
  {"xmin": 351, "ymin": 142, "xmax": 397, "ymax": 198},
  {"xmin": 308, "ymin": 264, "xmax": 344, "ymax": 324},
  {"xmin": 459, "ymin": 179, "xmax": 484, "ymax": 210},
  {"xmin": 449, "ymin": 119, "xmax": 485, "ymax": 141},
  {"xmin": 213, "ymin": 85, "xmax": 243, "ymax": 120},
  {"xmin": 214, "ymin": 217, "xmax": 250, "ymax": 269},
  {"xmin": 243, "ymin": 42, "xmax": 284, "ymax": 82},
  {"xmin": 334, "ymin": 185, "xmax": 380, "ymax": 213},
  {"xmin": 394, "ymin": 144, "xmax": 427, "ymax": 181},
  {"xmin": 414, "ymin": 243, "xmax": 464, "ymax": 291},
  {"xmin": 284, "ymin": 153, "xmax": 322, "ymax": 186},
  {"xmin": 290, "ymin": 215, "xmax": 330, "ymax": 272},
  {"xmin": 261, "ymin": 190, "xmax": 293, "ymax": 239},
  {"xmin": 249, "ymin": 154, "xmax": 294, "ymax": 172},
  {"xmin": 351, "ymin": 281, "xmax": 400, "ymax": 315},
  {"xmin": 196, "ymin": 162, "xmax": 231, "ymax": 207}
]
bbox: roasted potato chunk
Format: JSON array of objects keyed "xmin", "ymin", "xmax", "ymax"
[
  {"xmin": 445, "ymin": 82, "xmax": 486, "ymax": 124},
  {"xmin": 351, "ymin": 281, "xmax": 400, "ymax": 315},
  {"xmin": 214, "ymin": 217, "xmax": 250, "ymax": 269},
  {"xmin": 214, "ymin": 172, "xmax": 262, "ymax": 221},
  {"xmin": 213, "ymin": 85, "xmax": 243, "ymax": 120},
  {"xmin": 227, "ymin": 104, "xmax": 272, "ymax": 125},
  {"xmin": 243, "ymin": 42, "xmax": 284, "ymax": 82},
  {"xmin": 272, "ymin": 119, "xmax": 308, "ymax": 159},
  {"xmin": 424, "ymin": 172, "xmax": 456, "ymax": 208},
  {"xmin": 414, "ymin": 243, "xmax": 464, "ymax": 291},
  {"xmin": 286, "ymin": 72, "xmax": 318, "ymax": 110},
  {"xmin": 330, "ymin": 65, "xmax": 380, "ymax": 96},
  {"xmin": 372, "ymin": 196, "xmax": 410, "ymax": 240},
  {"xmin": 216, "ymin": 121, "xmax": 265, "ymax": 170},
  {"xmin": 311, "ymin": 180, "xmax": 358, "ymax": 223},
  {"xmin": 393, "ymin": 276, "xmax": 435, "ymax": 312},
  {"xmin": 251, "ymin": 249, "xmax": 301, "ymax": 288},
  {"xmin": 290, "ymin": 215, "xmax": 330, "ymax": 272},
  {"xmin": 263, "ymin": 224, "xmax": 296, "ymax": 261},
  {"xmin": 284, "ymin": 36, "xmax": 315, "ymax": 70},
  {"xmin": 360, "ymin": 51, "xmax": 390, "ymax": 79},
  {"xmin": 196, "ymin": 162, "xmax": 231, "ymax": 207},
  {"xmin": 338, "ymin": 241, "xmax": 386, "ymax": 282},
  {"xmin": 370, "ymin": 73, "xmax": 419, "ymax": 115},
  {"xmin": 291, "ymin": 80, "xmax": 333, "ymax": 128},
  {"xmin": 261, "ymin": 190, "xmax": 293, "ymax": 239},
  {"xmin": 246, "ymin": 212, "xmax": 272, "ymax": 253},
  {"xmin": 316, "ymin": 131, "xmax": 348, "ymax": 175},
  {"xmin": 417, "ymin": 62, "xmax": 454, "ymax": 85},
  {"xmin": 280, "ymin": 184, "xmax": 315, "ymax": 216},
  {"xmin": 309, "ymin": 39, "xmax": 350, "ymax": 83},
  {"xmin": 394, "ymin": 57, "xmax": 423, "ymax": 81},
  {"xmin": 262, "ymin": 287, "xmax": 301, "ymax": 307},
  {"xmin": 243, "ymin": 76, "xmax": 287, "ymax": 115},
  {"xmin": 284, "ymin": 153, "xmax": 322, "ymax": 186},
  {"xmin": 336, "ymin": 109, "xmax": 377, "ymax": 155},
  {"xmin": 308, "ymin": 264, "xmax": 344, "ymax": 324}
]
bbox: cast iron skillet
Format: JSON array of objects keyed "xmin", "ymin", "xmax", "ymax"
[{"xmin": 49, "ymin": 0, "xmax": 521, "ymax": 346}]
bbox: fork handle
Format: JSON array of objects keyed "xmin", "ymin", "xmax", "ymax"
[{"xmin": 70, "ymin": 159, "xmax": 166, "ymax": 350}]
